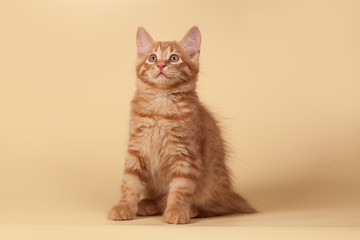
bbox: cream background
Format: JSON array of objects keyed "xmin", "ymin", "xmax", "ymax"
[{"xmin": 1, "ymin": 0, "xmax": 360, "ymax": 238}]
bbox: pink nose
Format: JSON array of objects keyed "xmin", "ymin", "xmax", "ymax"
[{"xmin": 157, "ymin": 62, "xmax": 166, "ymax": 71}]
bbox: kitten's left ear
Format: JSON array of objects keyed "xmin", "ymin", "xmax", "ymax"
[
  {"xmin": 137, "ymin": 27, "xmax": 155, "ymax": 58},
  {"xmin": 180, "ymin": 26, "xmax": 201, "ymax": 60}
]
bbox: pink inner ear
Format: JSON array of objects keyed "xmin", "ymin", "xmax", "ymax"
[
  {"xmin": 137, "ymin": 27, "xmax": 154, "ymax": 58},
  {"xmin": 180, "ymin": 27, "xmax": 201, "ymax": 59}
]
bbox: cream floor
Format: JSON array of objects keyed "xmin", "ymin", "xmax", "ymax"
[{"xmin": 1, "ymin": 189, "xmax": 359, "ymax": 239}]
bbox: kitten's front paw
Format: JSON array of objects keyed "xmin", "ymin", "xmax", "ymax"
[
  {"xmin": 108, "ymin": 205, "xmax": 136, "ymax": 221},
  {"xmin": 163, "ymin": 208, "xmax": 190, "ymax": 224}
]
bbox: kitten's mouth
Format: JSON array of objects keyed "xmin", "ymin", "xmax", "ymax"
[{"xmin": 157, "ymin": 72, "xmax": 167, "ymax": 78}]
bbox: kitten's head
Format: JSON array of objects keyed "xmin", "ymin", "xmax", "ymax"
[{"xmin": 136, "ymin": 26, "xmax": 201, "ymax": 90}]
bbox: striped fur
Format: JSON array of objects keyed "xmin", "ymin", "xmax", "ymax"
[{"xmin": 108, "ymin": 26, "xmax": 255, "ymax": 224}]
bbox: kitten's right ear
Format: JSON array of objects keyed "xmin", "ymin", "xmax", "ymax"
[{"xmin": 136, "ymin": 27, "xmax": 154, "ymax": 59}]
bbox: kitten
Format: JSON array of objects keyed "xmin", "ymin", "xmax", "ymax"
[{"xmin": 108, "ymin": 26, "xmax": 255, "ymax": 224}]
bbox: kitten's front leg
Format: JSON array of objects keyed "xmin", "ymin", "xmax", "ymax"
[
  {"xmin": 108, "ymin": 150, "xmax": 146, "ymax": 221},
  {"xmin": 163, "ymin": 155, "xmax": 200, "ymax": 224}
]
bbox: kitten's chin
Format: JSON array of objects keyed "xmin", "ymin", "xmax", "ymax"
[{"xmin": 150, "ymin": 75, "xmax": 177, "ymax": 88}]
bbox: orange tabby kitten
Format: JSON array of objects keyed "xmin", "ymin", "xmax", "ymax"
[{"xmin": 108, "ymin": 26, "xmax": 255, "ymax": 224}]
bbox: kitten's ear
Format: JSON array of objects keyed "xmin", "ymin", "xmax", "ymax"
[
  {"xmin": 180, "ymin": 26, "xmax": 201, "ymax": 60},
  {"xmin": 136, "ymin": 27, "xmax": 155, "ymax": 58}
]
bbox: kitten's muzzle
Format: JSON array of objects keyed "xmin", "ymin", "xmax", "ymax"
[{"xmin": 157, "ymin": 62, "xmax": 167, "ymax": 71}]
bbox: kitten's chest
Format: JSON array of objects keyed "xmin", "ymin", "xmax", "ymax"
[
  {"xmin": 131, "ymin": 93, "xmax": 193, "ymax": 176},
  {"xmin": 137, "ymin": 94, "xmax": 178, "ymax": 147},
  {"xmin": 138, "ymin": 118, "xmax": 173, "ymax": 178}
]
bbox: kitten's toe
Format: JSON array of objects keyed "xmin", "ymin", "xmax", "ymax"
[
  {"xmin": 137, "ymin": 199, "xmax": 159, "ymax": 216},
  {"xmin": 108, "ymin": 205, "xmax": 135, "ymax": 221},
  {"xmin": 163, "ymin": 208, "xmax": 190, "ymax": 224}
]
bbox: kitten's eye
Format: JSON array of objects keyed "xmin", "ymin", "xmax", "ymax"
[
  {"xmin": 148, "ymin": 54, "xmax": 157, "ymax": 62},
  {"xmin": 169, "ymin": 54, "xmax": 179, "ymax": 63}
]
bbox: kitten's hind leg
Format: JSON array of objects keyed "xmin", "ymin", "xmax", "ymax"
[
  {"xmin": 137, "ymin": 198, "xmax": 161, "ymax": 216},
  {"xmin": 190, "ymin": 205, "xmax": 200, "ymax": 218}
]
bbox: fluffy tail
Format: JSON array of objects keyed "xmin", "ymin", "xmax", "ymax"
[
  {"xmin": 227, "ymin": 191, "xmax": 257, "ymax": 214},
  {"xmin": 195, "ymin": 191, "xmax": 256, "ymax": 218}
]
